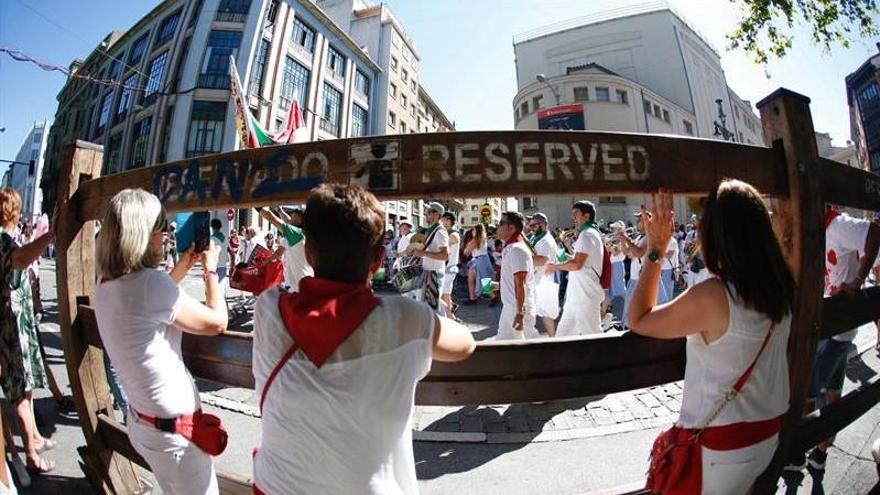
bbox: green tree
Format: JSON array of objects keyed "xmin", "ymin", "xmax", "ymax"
[{"xmin": 728, "ymin": 0, "xmax": 879, "ymax": 65}]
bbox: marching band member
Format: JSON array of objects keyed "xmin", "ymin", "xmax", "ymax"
[
  {"xmin": 547, "ymin": 201, "xmax": 605, "ymax": 336},
  {"xmin": 528, "ymin": 213, "xmax": 559, "ymax": 337},
  {"xmin": 616, "ymin": 211, "xmax": 652, "ymax": 329},
  {"xmin": 440, "ymin": 212, "xmax": 461, "ymax": 318},
  {"xmin": 495, "ymin": 212, "xmax": 539, "ymax": 340},
  {"xmin": 392, "ymin": 220, "xmax": 414, "ymax": 271},
  {"xmin": 608, "ymin": 222, "xmax": 627, "ymax": 324},
  {"xmin": 412, "ymin": 203, "xmax": 449, "ymax": 316}
]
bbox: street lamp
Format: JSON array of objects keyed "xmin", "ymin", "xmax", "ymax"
[
  {"xmin": 713, "ymin": 98, "xmax": 735, "ymax": 141},
  {"xmin": 536, "ymin": 74, "xmax": 561, "ymax": 106}
]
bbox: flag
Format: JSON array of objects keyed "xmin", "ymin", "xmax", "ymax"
[
  {"xmin": 274, "ymin": 100, "xmax": 310, "ymax": 144},
  {"xmin": 229, "ymin": 55, "xmax": 274, "ymax": 148}
]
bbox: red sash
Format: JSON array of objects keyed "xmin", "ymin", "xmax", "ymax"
[{"xmin": 253, "ymin": 277, "xmax": 380, "ymax": 495}]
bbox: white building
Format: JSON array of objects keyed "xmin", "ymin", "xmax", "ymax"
[
  {"xmin": 6, "ymin": 121, "xmax": 49, "ymax": 223},
  {"xmin": 511, "ymin": 2, "xmax": 764, "ymax": 227}
]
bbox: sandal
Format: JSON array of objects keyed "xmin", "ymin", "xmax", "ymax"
[
  {"xmin": 35, "ymin": 438, "xmax": 57, "ymax": 454},
  {"xmin": 26, "ymin": 457, "xmax": 55, "ymax": 474}
]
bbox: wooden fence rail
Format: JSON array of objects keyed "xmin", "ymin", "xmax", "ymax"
[{"xmin": 53, "ymin": 88, "xmax": 880, "ymax": 494}]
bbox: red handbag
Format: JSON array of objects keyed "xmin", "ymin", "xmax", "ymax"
[
  {"xmin": 230, "ymin": 245, "xmax": 284, "ymax": 295},
  {"xmin": 646, "ymin": 323, "xmax": 775, "ymax": 494}
]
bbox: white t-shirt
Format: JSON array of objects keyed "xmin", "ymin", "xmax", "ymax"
[
  {"xmin": 279, "ymin": 224, "xmax": 313, "ymax": 291},
  {"xmin": 211, "ymin": 231, "xmax": 228, "ymax": 269},
  {"xmin": 396, "ymin": 233, "xmax": 413, "ymax": 255},
  {"xmin": 94, "ymin": 269, "xmax": 199, "ymax": 418},
  {"xmin": 566, "ymin": 227, "xmax": 605, "ymax": 304},
  {"xmin": 421, "ymin": 225, "xmax": 449, "ymax": 272},
  {"xmin": 629, "ymin": 236, "xmax": 647, "ymax": 280},
  {"xmin": 825, "ymin": 212, "xmax": 871, "ymax": 341},
  {"xmin": 447, "ymin": 231, "xmax": 461, "ymax": 269},
  {"xmin": 663, "ymin": 237, "xmax": 679, "ymax": 271},
  {"xmin": 252, "ymin": 291, "xmax": 435, "ymax": 495},
  {"xmin": 501, "ymin": 240, "xmax": 535, "ymax": 313},
  {"xmin": 532, "ymin": 232, "xmax": 559, "ymax": 282}
]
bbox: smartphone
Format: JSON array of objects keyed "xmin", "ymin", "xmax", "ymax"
[{"xmin": 175, "ymin": 212, "xmax": 212, "ymax": 253}]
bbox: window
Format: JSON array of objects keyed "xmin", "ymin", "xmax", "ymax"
[
  {"xmin": 388, "ymin": 111, "xmax": 397, "ymax": 128},
  {"xmin": 596, "ymin": 87, "xmax": 610, "ymax": 102},
  {"xmin": 400, "ymin": 121, "xmax": 407, "ymax": 133},
  {"xmin": 390, "ymin": 56, "xmax": 399, "ymax": 71},
  {"xmin": 92, "ymin": 69, "xmax": 104, "ymax": 98},
  {"xmin": 389, "ymin": 83, "xmax": 397, "ymax": 97},
  {"xmin": 532, "ymin": 95, "xmax": 543, "ymax": 110},
  {"xmin": 216, "ymin": 0, "xmax": 249, "ymax": 22},
  {"xmin": 351, "ymin": 104, "xmax": 368, "ymax": 137},
  {"xmin": 870, "ymin": 150, "xmax": 880, "ymax": 174},
  {"xmin": 97, "ymin": 91, "xmax": 114, "ymax": 135},
  {"xmin": 83, "ymin": 104, "xmax": 95, "ymax": 139},
  {"xmin": 523, "ymin": 197, "xmax": 537, "ymax": 209},
  {"xmin": 410, "ymin": 104, "xmax": 416, "ymax": 117},
  {"xmin": 249, "ymin": 39, "xmax": 270, "ymax": 96},
  {"xmin": 320, "ymin": 83, "xmax": 342, "ymax": 136},
  {"xmin": 599, "ymin": 196, "xmax": 627, "ymax": 205},
  {"xmin": 129, "ymin": 34, "xmax": 149, "ymax": 65},
  {"xmin": 858, "ymin": 82, "xmax": 880, "ymax": 106},
  {"xmin": 401, "ymin": 94, "xmax": 408, "ymax": 108},
  {"xmin": 187, "ymin": 101, "xmax": 226, "ymax": 158},
  {"xmin": 401, "ymin": 69, "xmax": 408, "ymax": 81},
  {"xmin": 643, "ymin": 100, "xmax": 652, "ymax": 114},
  {"xmin": 129, "ymin": 117, "xmax": 153, "ymax": 168},
  {"xmin": 683, "ymin": 120, "xmax": 694, "ymax": 135},
  {"xmin": 158, "ymin": 104, "xmax": 175, "ymax": 164},
  {"xmin": 104, "ymin": 133, "xmax": 123, "ymax": 175},
  {"xmin": 520, "ymin": 101, "xmax": 529, "ymax": 116},
  {"xmin": 199, "ymin": 30, "xmax": 242, "ymax": 89},
  {"xmin": 326, "ymin": 45, "xmax": 345, "ymax": 79},
  {"xmin": 143, "ymin": 52, "xmax": 169, "ymax": 103},
  {"xmin": 278, "ymin": 56, "xmax": 310, "ymax": 110},
  {"xmin": 411, "ymin": 80, "xmax": 417, "ymax": 92},
  {"xmin": 291, "ymin": 17, "xmax": 315, "ymax": 54},
  {"xmin": 188, "ymin": 0, "xmax": 204, "ymax": 27},
  {"xmin": 116, "ymin": 74, "xmax": 137, "ymax": 120},
  {"xmin": 265, "ymin": 0, "xmax": 279, "ymax": 23},
  {"xmin": 107, "ymin": 59, "xmax": 122, "ymax": 81},
  {"xmin": 354, "ymin": 70, "xmax": 370, "ymax": 97},
  {"xmin": 155, "ymin": 10, "xmax": 181, "ymax": 46},
  {"xmin": 616, "ymin": 89, "xmax": 628, "ymax": 104},
  {"xmin": 653, "ymin": 104, "xmax": 661, "ymax": 117},
  {"xmin": 574, "ymin": 87, "xmax": 589, "ymax": 102},
  {"xmin": 662, "ymin": 109, "xmax": 670, "ymax": 123}
]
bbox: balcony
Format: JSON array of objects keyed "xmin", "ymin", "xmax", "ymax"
[
  {"xmin": 215, "ymin": 11, "xmax": 247, "ymax": 23},
  {"xmin": 198, "ymin": 73, "xmax": 231, "ymax": 89}
]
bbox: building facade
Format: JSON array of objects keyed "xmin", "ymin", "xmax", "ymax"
[
  {"xmin": 511, "ymin": 3, "xmax": 764, "ymax": 228},
  {"xmin": 846, "ymin": 43, "xmax": 880, "ymax": 173},
  {"xmin": 43, "ymin": 0, "xmax": 382, "ymax": 225},
  {"xmin": 4, "ymin": 121, "xmax": 49, "ymax": 223},
  {"xmin": 816, "ymin": 132, "xmax": 858, "ymax": 168}
]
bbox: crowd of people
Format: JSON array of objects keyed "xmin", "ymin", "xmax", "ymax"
[{"xmin": 1, "ymin": 177, "xmax": 879, "ymax": 494}]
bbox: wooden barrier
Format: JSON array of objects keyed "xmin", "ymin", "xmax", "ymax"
[{"xmin": 53, "ymin": 88, "xmax": 880, "ymax": 494}]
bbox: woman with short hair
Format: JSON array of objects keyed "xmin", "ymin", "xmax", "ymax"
[
  {"xmin": 0, "ymin": 187, "xmax": 56, "ymax": 474},
  {"xmin": 94, "ymin": 189, "xmax": 228, "ymax": 495},
  {"xmin": 629, "ymin": 181, "xmax": 793, "ymax": 493}
]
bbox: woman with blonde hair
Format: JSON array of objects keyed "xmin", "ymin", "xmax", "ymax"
[
  {"xmin": 463, "ymin": 223, "xmax": 494, "ymax": 303},
  {"xmin": 629, "ymin": 181, "xmax": 793, "ymax": 493},
  {"xmin": 94, "ymin": 189, "xmax": 228, "ymax": 495},
  {"xmin": 0, "ymin": 187, "xmax": 56, "ymax": 474}
]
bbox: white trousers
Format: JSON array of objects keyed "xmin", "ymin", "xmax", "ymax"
[
  {"xmin": 535, "ymin": 277, "xmax": 560, "ymax": 319},
  {"xmin": 701, "ymin": 434, "xmax": 778, "ymax": 495},
  {"xmin": 496, "ymin": 308, "xmax": 539, "ymax": 340},
  {"xmin": 129, "ymin": 414, "xmax": 219, "ymax": 495},
  {"xmin": 556, "ymin": 298, "xmax": 601, "ymax": 337}
]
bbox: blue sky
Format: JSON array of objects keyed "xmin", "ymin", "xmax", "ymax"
[{"xmin": 1, "ymin": 0, "xmax": 878, "ymax": 177}]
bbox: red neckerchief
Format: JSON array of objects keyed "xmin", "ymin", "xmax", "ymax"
[
  {"xmin": 506, "ymin": 232, "xmax": 525, "ymax": 246},
  {"xmin": 277, "ymin": 277, "xmax": 380, "ymax": 368},
  {"xmin": 824, "ymin": 209, "xmax": 840, "ymax": 230}
]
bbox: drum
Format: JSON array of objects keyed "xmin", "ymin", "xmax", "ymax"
[{"xmin": 391, "ymin": 257, "xmax": 424, "ymax": 293}]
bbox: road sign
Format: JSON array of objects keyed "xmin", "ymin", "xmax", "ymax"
[{"xmin": 227, "ymin": 209, "xmax": 235, "ymax": 221}]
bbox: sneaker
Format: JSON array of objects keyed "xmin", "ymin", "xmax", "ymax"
[
  {"xmin": 784, "ymin": 452, "xmax": 807, "ymax": 472},
  {"xmin": 807, "ymin": 448, "xmax": 827, "ymax": 471}
]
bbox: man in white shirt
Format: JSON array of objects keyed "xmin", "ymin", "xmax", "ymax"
[
  {"xmin": 210, "ymin": 218, "xmax": 229, "ymax": 284},
  {"xmin": 529, "ymin": 213, "xmax": 560, "ymax": 337},
  {"xmin": 412, "ymin": 202, "xmax": 449, "ymax": 316},
  {"xmin": 440, "ymin": 212, "xmax": 461, "ymax": 318},
  {"xmin": 258, "ymin": 207, "xmax": 314, "ymax": 293},
  {"xmin": 393, "ymin": 221, "xmax": 413, "ymax": 271},
  {"xmin": 793, "ymin": 207, "xmax": 880, "ymax": 472},
  {"xmin": 547, "ymin": 201, "xmax": 604, "ymax": 336},
  {"xmin": 495, "ymin": 211, "xmax": 539, "ymax": 340}
]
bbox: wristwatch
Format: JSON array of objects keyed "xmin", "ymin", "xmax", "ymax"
[{"xmin": 647, "ymin": 250, "xmax": 662, "ymax": 264}]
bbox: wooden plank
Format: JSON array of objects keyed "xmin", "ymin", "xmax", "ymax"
[
  {"xmin": 793, "ymin": 375, "xmax": 880, "ymax": 453},
  {"xmin": 97, "ymin": 414, "xmax": 255, "ymax": 495},
  {"xmin": 55, "ymin": 141, "xmax": 141, "ymax": 493},
  {"xmin": 821, "ymin": 288, "xmax": 880, "ymax": 339},
  {"xmin": 753, "ymin": 89, "xmax": 826, "ymax": 493},
  {"xmin": 75, "ymin": 305, "xmax": 104, "ymax": 349},
  {"xmin": 73, "ymin": 132, "xmax": 788, "ymax": 220},
  {"xmin": 820, "ymin": 157, "xmax": 880, "ymax": 212},
  {"xmin": 182, "ymin": 332, "xmax": 255, "ymax": 389}
]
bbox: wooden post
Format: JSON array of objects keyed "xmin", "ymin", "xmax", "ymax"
[
  {"xmin": 753, "ymin": 90, "xmax": 825, "ymax": 492},
  {"xmin": 55, "ymin": 140, "xmax": 140, "ymax": 493}
]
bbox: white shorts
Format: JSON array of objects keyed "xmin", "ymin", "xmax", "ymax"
[
  {"xmin": 701, "ymin": 433, "xmax": 778, "ymax": 494},
  {"xmin": 441, "ymin": 269, "xmax": 457, "ymax": 295},
  {"xmin": 556, "ymin": 298, "xmax": 601, "ymax": 337},
  {"xmin": 535, "ymin": 277, "xmax": 559, "ymax": 319},
  {"xmin": 496, "ymin": 308, "xmax": 539, "ymax": 340},
  {"xmin": 128, "ymin": 414, "xmax": 219, "ymax": 495}
]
